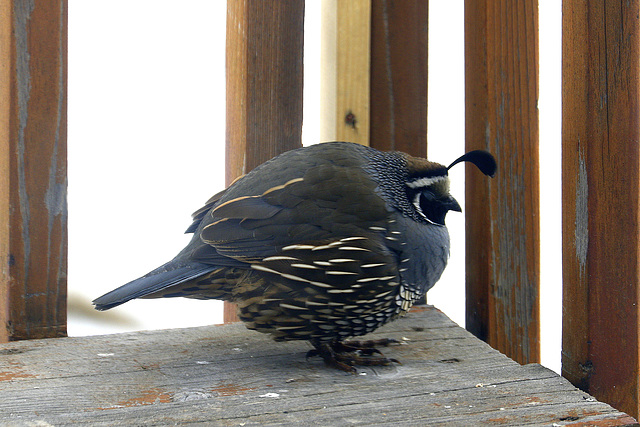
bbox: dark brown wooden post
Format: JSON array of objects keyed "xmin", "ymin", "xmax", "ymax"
[
  {"xmin": 464, "ymin": 0, "xmax": 540, "ymax": 364},
  {"xmin": 224, "ymin": 0, "xmax": 304, "ymax": 323},
  {"xmin": 562, "ymin": 1, "xmax": 640, "ymax": 418},
  {"xmin": 0, "ymin": 1, "xmax": 68, "ymax": 342},
  {"xmin": 369, "ymin": 0, "xmax": 428, "ymax": 156}
]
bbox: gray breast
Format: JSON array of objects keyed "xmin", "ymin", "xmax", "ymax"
[{"xmin": 393, "ymin": 214, "xmax": 450, "ymax": 297}]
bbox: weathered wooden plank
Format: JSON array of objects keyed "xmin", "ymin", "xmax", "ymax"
[
  {"xmin": 369, "ymin": 0, "xmax": 428, "ymax": 156},
  {"xmin": 0, "ymin": 0, "xmax": 68, "ymax": 341},
  {"xmin": 562, "ymin": 1, "xmax": 640, "ymax": 419},
  {"xmin": 464, "ymin": 0, "xmax": 540, "ymax": 365},
  {"xmin": 321, "ymin": 0, "xmax": 371, "ymax": 145},
  {"xmin": 224, "ymin": 0, "xmax": 304, "ymax": 322},
  {"xmin": 0, "ymin": 307, "xmax": 635, "ymax": 425},
  {"xmin": 0, "ymin": 0, "xmax": 11, "ymax": 344}
]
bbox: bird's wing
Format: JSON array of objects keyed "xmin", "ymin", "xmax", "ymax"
[
  {"xmin": 185, "ymin": 188, "xmax": 228, "ymax": 234},
  {"xmin": 94, "ymin": 146, "xmax": 401, "ymax": 310},
  {"xmin": 188, "ymin": 163, "xmax": 404, "ymax": 304},
  {"xmin": 194, "ymin": 162, "xmax": 393, "ymax": 264}
]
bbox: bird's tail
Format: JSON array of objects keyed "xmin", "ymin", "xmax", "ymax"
[{"xmin": 92, "ymin": 261, "xmax": 215, "ymax": 311}]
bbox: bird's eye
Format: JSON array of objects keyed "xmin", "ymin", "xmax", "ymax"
[
  {"xmin": 421, "ymin": 192, "xmax": 449, "ymax": 226},
  {"xmin": 411, "ymin": 190, "xmax": 448, "ymax": 226}
]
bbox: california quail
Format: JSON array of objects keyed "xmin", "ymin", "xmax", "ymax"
[{"xmin": 93, "ymin": 141, "xmax": 496, "ymax": 371}]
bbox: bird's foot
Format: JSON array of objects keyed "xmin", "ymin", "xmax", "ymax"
[{"xmin": 307, "ymin": 339, "xmax": 401, "ymax": 373}]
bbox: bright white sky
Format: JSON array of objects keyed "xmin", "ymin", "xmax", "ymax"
[{"xmin": 67, "ymin": 1, "xmax": 561, "ymax": 373}]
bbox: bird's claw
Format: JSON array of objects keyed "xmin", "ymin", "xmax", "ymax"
[{"xmin": 308, "ymin": 339, "xmax": 401, "ymax": 373}]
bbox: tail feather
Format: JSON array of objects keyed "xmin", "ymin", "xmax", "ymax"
[{"xmin": 92, "ymin": 261, "xmax": 215, "ymax": 311}]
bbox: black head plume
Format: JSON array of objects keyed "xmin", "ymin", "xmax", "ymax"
[{"xmin": 447, "ymin": 150, "xmax": 497, "ymax": 177}]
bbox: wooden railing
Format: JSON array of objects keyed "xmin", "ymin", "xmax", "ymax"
[
  {"xmin": 0, "ymin": 0, "xmax": 68, "ymax": 342},
  {"xmin": 1, "ymin": 0, "xmax": 638, "ymax": 419}
]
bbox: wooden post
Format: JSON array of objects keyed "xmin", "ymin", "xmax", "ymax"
[
  {"xmin": 464, "ymin": 0, "xmax": 540, "ymax": 364},
  {"xmin": 321, "ymin": 0, "xmax": 371, "ymax": 145},
  {"xmin": 224, "ymin": 0, "xmax": 304, "ymax": 323},
  {"xmin": 322, "ymin": 0, "xmax": 429, "ymax": 156},
  {"xmin": 369, "ymin": 0, "xmax": 428, "ymax": 156},
  {"xmin": 562, "ymin": 1, "xmax": 640, "ymax": 418},
  {"xmin": 0, "ymin": 1, "xmax": 68, "ymax": 341}
]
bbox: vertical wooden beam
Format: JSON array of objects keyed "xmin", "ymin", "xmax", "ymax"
[
  {"xmin": 562, "ymin": 1, "xmax": 640, "ymax": 418},
  {"xmin": 0, "ymin": 0, "xmax": 10, "ymax": 343},
  {"xmin": 0, "ymin": 0, "xmax": 68, "ymax": 342},
  {"xmin": 369, "ymin": 0, "xmax": 428, "ymax": 156},
  {"xmin": 320, "ymin": 0, "xmax": 371, "ymax": 145},
  {"xmin": 224, "ymin": 0, "xmax": 304, "ymax": 323},
  {"xmin": 464, "ymin": 0, "xmax": 540, "ymax": 364},
  {"xmin": 322, "ymin": 0, "xmax": 429, "ymax": 155}
]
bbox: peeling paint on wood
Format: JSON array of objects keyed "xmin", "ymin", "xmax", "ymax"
[{"xmin": 575, "ymin": 149, "xmax": 588, "ymax": 273}]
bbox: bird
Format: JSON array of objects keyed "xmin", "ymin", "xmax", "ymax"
[{"xmin": 93, "ymin": 141, "xmax": 496, "ymax": 371}]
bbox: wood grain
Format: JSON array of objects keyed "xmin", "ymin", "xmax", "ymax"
[
  {"xmin": 321, "ymin": 0, "xmax": 371, "ymax": 145},
  {"xmin": 224, "ymin": 0, "xmax": 304, "ymax": 322},
  {"xmin": 0, "ymin": 0, "xmax": 11, "ymax": 344},
  {"xmin": 464, "ymin": 0, "xmax": 540, "ymax": 364},
  {"xmin": 322, "ymin": 0, "xmax": 428, "ymax": 155},
  {"xmin": 0, "ymin": 0, "xmax": 68, "ymax": 341},
  {"xmin": 0, "ymin": 306, "xmax": 635, "ymax": 425},
  {"xmin": 369, "ymin": 0, "xmax": 428, "ymax": 156},
  {"xmin": 562, "ymin": 1, "xmax": 640, "ymax": 418}
]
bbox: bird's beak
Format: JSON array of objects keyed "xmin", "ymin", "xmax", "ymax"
[{"xmin": 445, "ymin": 195, "xmax": 462, "ymax": 213}]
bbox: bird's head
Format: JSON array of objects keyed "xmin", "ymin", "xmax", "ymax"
[{"xmin": 396, "ymin": 150, "xmax": 496, "ymax": 226}]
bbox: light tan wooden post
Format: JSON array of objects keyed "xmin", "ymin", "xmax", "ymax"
[{"xmin": 321, "ymin": 0, "xmax": 371, "ymax": 145}]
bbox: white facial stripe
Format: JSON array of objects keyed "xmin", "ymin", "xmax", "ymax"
[
  {"xmin": 406, "ymin": 175, "xmax": 446, "ymax": 189},
  {"xmin": 412, "ymin": 193, "xmax": 423, "ymax": 214},
  {"xmin": 412, "ymin": 193, "xmax": 439, "ymax": 226}
]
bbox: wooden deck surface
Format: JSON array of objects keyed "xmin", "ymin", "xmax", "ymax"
[{"xmin": 0, "ymin": 306, "xmax": 637, "ymax": 426}]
